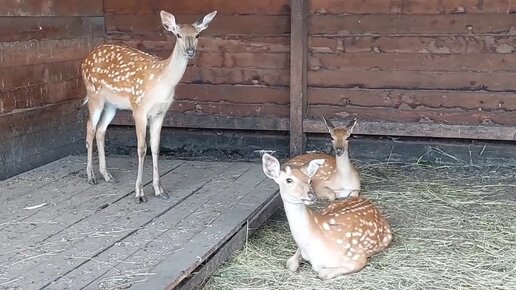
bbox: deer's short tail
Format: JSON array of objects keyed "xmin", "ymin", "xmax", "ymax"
[{"xmin": 81, "ymin": 97, "xmax": 89, "ymax": 106}]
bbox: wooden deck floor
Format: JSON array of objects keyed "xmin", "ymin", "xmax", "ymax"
[{"xmin": 0, "ymin": 155, "xmax": 279, "ymax": 290}]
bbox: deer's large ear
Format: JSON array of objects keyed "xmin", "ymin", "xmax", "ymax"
[
  {"xmin": 345, "ymin": 118, "xmax": 358, "ymax": 137},
  {"xmin": 193, "ymin": 10, "xmax": 217, "ymax": 32},
  {"xmin": 307, "ymin": 159, "xmax": 325, "ymax": 178},
  {"xmin": 161, "ymin": 10, "xmax": 180, "ymax": 34},
  {"xmin": 262, "ymin": 153, "xmax": 281, "ymax": 179},
  {"xmin": 322, "ymin": 117, "xmax": 335, "ymax": 135}
]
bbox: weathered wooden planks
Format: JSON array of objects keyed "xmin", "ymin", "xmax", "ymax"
[
  {"xmin": 310, "ymin": 0, "xmax": 516, "ymax": 14},
  {"xmin": 0, "ymin": 101, "xmax": 86, "ymax": 180},
  {"xmin": 308, "ymin": 70, "xmax": 516, "ymax": 91},
  {"xmin": 309, "ymin": 14, "xmax": 516, "ymax": 36},
  {"xmin": 182, "ymin": 67, "xmax": 290, "ymax": 86},
  {"xmin": 306, "ymin": 0, "xmax": 516, "ymax": 139},
  {"xmin": 112, "ymin": 110, "xmax": 290, "ymax": 131},
  {"xmin": 104, "ymin": 0, "xmax": 291, "ymax": 15},
  {"xmin": 1, "ymin": 60, "xmax": 82, "ymax": 90},
  {"xmin": 309, "ymin": 52, "xmax": 516, "ymax": 72},
  {"xmin": 0, "ymin": 156, "xmax": 278, "ymax": 290},
  {"xmin": 0, "ymin": 16, "xmax": 104, "ymax": 42},
  {"xmin": 308, "ymin": 88, "xmax": 516, "ymax": 111},
  {"xmin": 175, "ymin": 84, "xmax": 289, "ymax": 105},
  {"xmin": 106, "ymin": 15, "xmax": 290, "ymax": 35},
  {"xmin": 1, "ymin": 0, "xmax": 104, "ymax": 16},
  {"xmin": 304, "ymin": 118, "xmax": 516, "ymax": 141},
  {"xmin": 0, "ymin": 38, "xmax": 103, "ymax": 68},
  {"xmin": 309, "ymin": 36, "xmax": 515, "ymax": 54},
  {"xmin": 309, "ymin": 106, "xmax": 516, "ymax": 126}
]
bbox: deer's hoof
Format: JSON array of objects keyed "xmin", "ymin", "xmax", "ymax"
[
  {"xmin": 155, "ymin": 192, "xmax": 170, "ymax": 200},
  {"xmin": 135, "ymin": 196, "xmax": 148, "ymax": 204},
  {"xmin": 88, "ymin": 177, "xmax": 98, "ymax": 185}
]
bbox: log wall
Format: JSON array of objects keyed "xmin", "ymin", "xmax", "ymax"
[{"xmin": 0, "ymin": 0, "xmax": 104, "ymax": 179}]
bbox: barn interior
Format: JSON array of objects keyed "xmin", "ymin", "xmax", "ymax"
[{"xmin": 1, "ymin": 1, "xmax": 515, "ymax": 289}]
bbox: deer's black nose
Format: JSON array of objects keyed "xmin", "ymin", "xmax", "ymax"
[{"xmin": 185, "ymin": 48, "xmax": 195, "ymax": 58}]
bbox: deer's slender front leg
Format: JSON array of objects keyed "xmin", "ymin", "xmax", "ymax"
[
  {"xmin": 317, "ymin": 259, "xmax": 367, "ymax": 280},
  {"xmin": 133, "ymin": 111, "xmax": 148, "ymax": 203},
  {"xmin": 286, "ymin": 248, "xmax": 302, "ymax": 272},
  {"xmin": 149, "ymin": 112, "xmax": 168, "ymax": 200}
]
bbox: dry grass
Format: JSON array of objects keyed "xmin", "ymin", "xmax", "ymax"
[{"xmin": 202, "ymin": 161, "xmax": 516, "ymax": 290}]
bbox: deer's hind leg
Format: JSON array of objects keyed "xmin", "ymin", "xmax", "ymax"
[
  {"xmin": 96, "ymin": 103, "xmax": 118, "ymax": 183},
  {"xmin": 86, "ymin": 94, "xmax": 105, "ymax": 185}
]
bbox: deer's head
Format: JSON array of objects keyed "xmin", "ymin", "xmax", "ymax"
[
  {"xmin": 262, "ymin": 153, "xmax": 325, "ymax": 205},
  {"xmin": 160, "ymin": 10, "xmax": 217, "ymax": 59},
  {"xmin": 323, "ymin": 117, "xmax": 358, "ymax": 156}
]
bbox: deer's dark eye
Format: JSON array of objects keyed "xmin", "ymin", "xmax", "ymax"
[
  {"xmin": 286, "ymin": 178, "xmax": 293, "ymax": 184},
  {"xmin": 176, "ymin": 34, "xmax": 182, "ymax": 39},
  {"xmin": 195, "ymin": 34, "xmax": 200, "ymax": 38}
]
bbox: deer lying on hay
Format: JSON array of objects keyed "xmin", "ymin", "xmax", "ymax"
[
  {"xmin": 262, "ymin": 153, "xmax": 392, "ymax": 280},
  {"xmin": 81, "ymin": 10, "xmax": 217, "ymax": 203},
  {"xmin": 285, "ymin": 117, "xmax": 361, "ymax": 201}
]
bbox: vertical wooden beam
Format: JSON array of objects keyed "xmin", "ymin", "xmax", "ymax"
[{"xmin": 289, "ymin": 0, "xmax": 308, "ymax": 156}]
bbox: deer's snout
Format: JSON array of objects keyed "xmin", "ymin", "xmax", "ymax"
[
  {"xmin": 185, "ymin": 47, "xmax": 196, "ymax": 58},
  {"xmin": 334, "ymin": 148, "xmax": 345, "ymax": 156}
]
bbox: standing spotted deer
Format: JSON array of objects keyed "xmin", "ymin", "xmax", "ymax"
[
  {"xmin": 285, "ymin": 117, "xmax": 361, "ymax": 201},
  {"xmin": 81, "ymin": 10, "xmax": 217, "ymax": 203},
  {"xmin": 262, "ymin": 153, "xmax": 392, "ymax": 280}
]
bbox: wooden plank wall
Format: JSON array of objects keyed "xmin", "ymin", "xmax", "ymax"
[
  {"xmin": 105, "ymin": 0, "xmax": 291, "ymax": 129},
  {"xmin": 306, "ymin": 0, "xmax": 516, "ymax": 138},
  {"xmin": 0, "ymin": 0, "xmax": 105, "ymax": 179}
]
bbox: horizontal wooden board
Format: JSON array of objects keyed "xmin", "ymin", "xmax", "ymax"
[
  {"xmin": 0, "ymin": 99, "xmax": 84, "ymax": 138},
  {"xmin": 304, "ymin": 118, "xmax": 516, "ymax": 141},
  {"xmin": 0, "ymin": 101, "xmax": 85, "ymax": 179},
  {"xmin": 112, "ymin": 111, "xmax": 289, "ymax": 131},
  {"xmin": 308, "ymin": 105, "xmax": 516, "ymax": 126},
  {"xmin": 0, "ymin": 16, "xmax": 104, "ymax": 42},
  {"xmin": 106, "ymin": 35, "xmax": 290, "ymax": 55},
  {"xmin": 309, "ymin": 14, "xmax": 516, "ymax": 35},
  {"xmin": 0, "ymin": 78, "xmax": 84, "ymax": 114},
  {"xmin": 0, "ymin": 38, "xmax": 103, "ymax": 68},
  {"xmin": 105, "ymin": 0, "xmax": 290, "ymax": 15},
  {"xmin": 1, "ymin": 60, "xmax": 82, "ymax": 90},
  {"xmin": 309, "ymin": 0, "xmax": 516, "ymax": 14},
  {"xmin": 171, "ymin": 101, "xmax": 289, "ymax": 118},
  {"xmin": 190, "ymin": 51, "xmax": 290, "ymax": 69},
  {"xmin": 176, "ymin": 84, "xmax": 289, "ymax": 105},
  {"xmin": 308, "ymin": 70, "xmax": 516, "ymax": 91},
  {"xmin": 309, "ymin": 36, "xmax": 516, "ymax": 54},
  {"xmin": 309, "ymin": 52, "xmax": 516, "ymax": 72},
  {"xmin": 182, "ymin": 67, "xmax": 290, "ymax": 86},
  {"xmin": 112, "ymin": 111, "xmax": 516, "ymax": 141},
  {"xmin": 308, "ymin": 88, "xmax": 516, "ymax": 111},
  {"xmin": 1, "ymin": 0, "xmax": 103, "ymax": 16},
  {"xmin": 105, "ymin": 15, "xmax": 290, "ymax": 35}
]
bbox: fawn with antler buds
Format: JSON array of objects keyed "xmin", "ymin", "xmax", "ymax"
[
  {"xmin": 81, "ymin": 10, "xmax": 217, "ymax": 203},
  {"xmin": 285, "ymin": 117, "xmax": 360, "ymax": 201},
  {"xmin": 262, "ymin": 153, "xmax": 392, "ymax": 280}
]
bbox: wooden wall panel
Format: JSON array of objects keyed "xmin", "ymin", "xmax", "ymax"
[
  {"xmin": 1, "ymin": 0, "xmax": 103, "ymax": 16},
  {"xmin": 0, "ymin": 17, "xmax": 104, "ymax": 42},
  {"xmin": 307, "ymin": 0, "xmax": 516, "ymax": 135},
  {"xmin": 104, "ymin": 0, "xmax": 291, "ymax": 15},
  {"xmin": 310, "ymin": 0, "xmax": 516, "ymax": 14},
  {"xmin": 106, "ymin": 0, "xmax": 291, "ymax": 121},
  {"xmin": 0, "ymin": 0, "xmax": 104, "ymax": 179}
]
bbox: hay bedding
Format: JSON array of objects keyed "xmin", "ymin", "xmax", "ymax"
[{"xmin": 202, "ymin": 161, "xmax": 516, "ymax": 290}]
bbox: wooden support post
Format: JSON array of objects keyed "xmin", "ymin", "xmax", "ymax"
[{"xmin": 289, "ymin": 0, "xmax": 308, "ymax": 156}]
